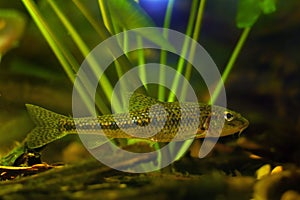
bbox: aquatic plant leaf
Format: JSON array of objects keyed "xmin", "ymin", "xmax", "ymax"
[
  {"xmin": 0, "ymin": 9, "xmax": 27, "ymax": 55},
  {"xmin": 236, "ymin": 0, "xmax": 277, "ymax": 28},
  {"xmin": 105, "ymin": 0, "xmax": 174, "ymax": 50},
  {"xmin": 106, "ymin": 0, "xmax": 154, "ymax": 30},
  {"xmin": 236, "ymin": 0, "xmax": 261, "ymax": 28},
  {"xmin": 258, "ymin": 0, "xmax": 276, "ymax": 14}
]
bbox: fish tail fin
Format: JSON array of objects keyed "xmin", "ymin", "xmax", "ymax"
[{"xmin": 25, "ymin": 104, "xmax": 68, "ymax": 149}]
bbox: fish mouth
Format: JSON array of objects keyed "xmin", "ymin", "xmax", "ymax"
[
  {"xmin": 238, "ymin": 117, "xmax": 249, "ymax": 136},
  {"xmin": 221, "ymin": 116, "xmax": 249, "ymax": 137},
  {"xmin": 235, "ymin": 117, "xmax": 249, "ymax": 136}
]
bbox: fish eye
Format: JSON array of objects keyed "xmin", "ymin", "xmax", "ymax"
[{"xmin": 224, "ymin": 111, "xmax": 234, "ymax": 121}]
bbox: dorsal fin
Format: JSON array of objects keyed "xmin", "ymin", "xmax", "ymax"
[{"xmin": 128, "ymin": 93, "xmax": 160, "ymax": 112}]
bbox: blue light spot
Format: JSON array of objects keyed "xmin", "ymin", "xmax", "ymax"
[{"xmin": 139, "ymin": 0, "xmax": 170, "ymax": 11}]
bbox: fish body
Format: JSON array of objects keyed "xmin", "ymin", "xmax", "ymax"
[{"xmin": 25, "ymin": 93, "xmax": 249, "ymax": 149}]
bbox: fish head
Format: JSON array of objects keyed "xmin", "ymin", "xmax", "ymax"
[
  {"xmin": 196, "ymin": 107, "xmax": 249, "ymax": 138},
  {"xmin": 220, "ymin": 109, "xmax": 249, "ymax": 136}
]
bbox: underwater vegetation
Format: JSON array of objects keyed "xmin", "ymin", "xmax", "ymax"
[{"xmin": 0, "ymin": 0, "xmax": 300, "ymax": 199}]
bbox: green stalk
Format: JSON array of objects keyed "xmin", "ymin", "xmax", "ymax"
[
  {"xmin": 134, "ymin": 0, "xmax": 147, "ymax": 90},
  {"xmin": 75, "ymin": 0, "xmax": 139, "ymax": 88},
  {"xmin": 112, "ymin": 27, "xmax": 136, "ymax": 110},
  {"xmin": 123, "ymin": 28, "xmax": 128, "ymax": 53},
  {"xmin": 98, "ymin": 0, "xmax": 114, "ymax": 33},
  {"xmin": 210, "ymin": 27, "xmax": 251, "ymax": 104},
  {"xmin": 158, "ymin": 0, "xmax": 175, "ymax": 101},
  {"xmin": 170, "ymin": 0, "xmax": 206, "ymax": 160},
  {"xmin": 47, "ymin": 0, "xmax": 90, "ymax": 57},
  {"xmin": 113, "ymin": 28, "xmax": 131, "ymax": 110},
  {"xmin": 155, "ymin": 0, "xmax": 175, "ymax": 167},
  {"xmin": 180, "ymin": 0, "xmax": 206, "ymax": 99},
  {"xmin": 164, "ymin": 0, "xmax": 201, "ymax": 163},
  {"xmin": 22, "ymin": 0, "xmax": 75, "ymax": 82},
  {"xmin": 167, "ymin": 0, "xmax": 199, "ymax": 102},
  {"xmin": 98, "ymin": 0, "xmax": 146, "ymax": 97},
  {"xmin": 48, "ymin": 0, "xmax": 118, "ymax": 113},
  {"xmin": 72, "ymin": 0, "xmax": 110, "ymax": 40},
  {"xmin": 22, "ymin": 0, "xmax": 96, "ymax": 113},
  {"xmin": 137, "ymin": 36, "xmax": 147, "ymax": 89}
]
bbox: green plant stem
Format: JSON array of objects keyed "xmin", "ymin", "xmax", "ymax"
[
  {"xmin": 47, "ymin": 0, "xmax": 90, "ymax": 57},
  {"xmin": 72, "ymin": 0, "xmax": 109, "ymax": 40},
  {"xmin": 48, "ymin": 0, "xmax": 117, "ymax": 114},
  {"xmin": 167, "ymin": 0, "xmax": 199, "ymax": 102},
  {"xmin": 156, "ymin": 0, "xmax": 175, "ymax": 160},
  {"xmin": 98, "ymin": 0, "xmax": 147, "ymax": 98},
  {"xmin": 169, "ymin": 0, "xmax": 206, "ymax": 161},
  {"xmin": 136, "ymin": 36, "xmax": 147, "ymax": 90},
  {"xmin": 210, "ymin": 27, "xmax": 251, "ymax": 104},
  {"xmin": 99, "ymin": 0, "xmax": 129, "ymax": 60},
  {"xmin": 22, "ymin": 0, "xmax": 75, "ymax": 82},
  {"xmin": 133, "ymin": 0, "xmax": 147, "ymax": 90},
  {"xmin": 98, "ymin": 0, "xmax": 114, "ymax": 33},
  {"xmin": 180, "ymin": 0, "xmax": 206, "ymax": 99},
  {"xmin": 98, "ymin": 0, "xmax": 126, "ymax": 105},
  {"xmin": 158, "ymin": 0, "xmax": 175, "ymax": 101},
  {"xmin": 74, "ymin": 0, "xmax": 140, "ymax": 88},
  {"xmin": 22, "ymin": 0, "xmax": 98, "ymax": 113},
  {"xmin": 165, "ymin": 0, "xmax": 204, "ymax": 163}
]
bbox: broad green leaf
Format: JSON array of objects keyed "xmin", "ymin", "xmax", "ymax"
[
  {"xmin": 107, "ymin": 0, "xmax": 155, "ymax": 30},
  {"xmin": 105, "ymin": 0, "xmax": 175, "ymax": 51},
  {"xmin": 236, "ymin": 0, "xmax": 261, "ymax": 28},
  {"xmin": 259, "ymin": 0, "xmax": 276, "ymax": 14},
  {"xmin": 236, "ymin": 0, "xmax": 277, "ymax": 28}
]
